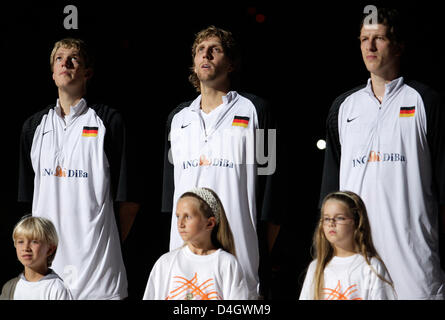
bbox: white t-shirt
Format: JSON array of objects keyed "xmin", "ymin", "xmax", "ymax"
[
  {"xmin": 143, "ymin": 246, "xmax": 248, "ymax": 300},
  {"xmin": 13, "ymin": 270, "xmax": 73, "ymax": 300},
  {"xmin": 299, "ymin": 254, "xmax": 396, "ymax": 300}
]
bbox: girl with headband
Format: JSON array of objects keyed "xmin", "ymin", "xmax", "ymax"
[{"xmin": 143, "ymin": 187, "xmax": 248, "ymax": 300}]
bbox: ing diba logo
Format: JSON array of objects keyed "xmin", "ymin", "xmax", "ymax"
[
  {"xmin": 42, "ymin": 166, "xmax": 88, "ymax": 178},
  {"xmin": 352, "ymin": 150, "xmax": 406, "ymax": 167},
  {"xmin": 182, "ymin": 155, "xmax": 234, "ymax": 170}
]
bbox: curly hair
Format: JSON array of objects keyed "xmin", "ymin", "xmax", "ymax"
[{"xmin": 188, "ymin": 25, "xmax": 241, "ymax": 92}]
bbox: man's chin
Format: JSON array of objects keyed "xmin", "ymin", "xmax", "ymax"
[{"xmin": 56, "ymin": 82, "xmax": 85, "ymax": 93}]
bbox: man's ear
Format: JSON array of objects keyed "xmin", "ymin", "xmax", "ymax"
[
  {"xmin": 398, "ymin": 43, "xmax": 405, "ymax": 56},
  {"xmin": 227, "ymin": 63, "xmax": 234, "ymax": 74},
  {"xmin": 394, "ymin": 42, "xmax": 405, "ymax": 57},
  {"xmin": 84, "ymin": 68, "xmax": 94, "ymax": 80}
]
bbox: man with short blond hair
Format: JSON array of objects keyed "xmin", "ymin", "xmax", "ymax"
[{"xmin": 18, "ymin": 38, "xmax": 139, "ymax": 299}]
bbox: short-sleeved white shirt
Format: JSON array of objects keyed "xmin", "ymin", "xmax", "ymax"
[
  {"xmin": 13, "ymin": 270, "xmax": 73, "ymax": 300},
  {"xmin": 299, "ymin": 254, "xmax": 396, "ymax": 300},
  {"xmin": 143, "ymin": 246, "xmax": 248, "ymax": 300}
]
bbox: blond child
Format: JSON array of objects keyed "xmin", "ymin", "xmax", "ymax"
[
  {"xmin": 299, "ymin": 191, "xmax": 396, "ymax": 300},
  {"xmin": 0, "ymin": 216, "xmax": 72, "ymax": 300},
  {"xmin": 143, "ymin": 187, "xmax": 248, "ymax": 300}
]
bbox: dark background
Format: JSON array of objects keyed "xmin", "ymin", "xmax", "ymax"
[{"xmin": 1, "ymin": 0, "xmax": 444, "ymax": 301}]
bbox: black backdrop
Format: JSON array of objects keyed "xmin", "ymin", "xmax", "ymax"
[{"xmin": 1, "ymin": 1, "xmax": 444, "ymax": 302}]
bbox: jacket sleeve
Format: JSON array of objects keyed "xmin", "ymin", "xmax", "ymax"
[
  {"xmin": 161, "ymin": 111, "xmax": 175, "ymax": 213},
  {"xmin": 405, "ymin": 81, "xmax": 445, "ymax": 205},
  {"xmin": 423, "ymin": 87, "xmax": 445, "ymax": 205},
  {"xmin": 319, "ymin": 86, "xmax": 365, "ymax": 208},
  {"xmin": 93, "ymin": 104, "xmax": 132, "ymax": 202},
  {"xmin": 161, "ymin": 103, "xmax": 190, "ymax": 213},
  {"xmin": 18, "ymin": 119, "xmax": 35, "ymax": 203},
  {"xmin": 319, "ymin": 100, "xmax": 341, "ymax": 208},
  {"xmin": 18, "ymin": 106, "xmax": 52, "ymax": 203},
  {"xmin": 242, "ymin": 93, "xmax": 282, "ymax": 224}
]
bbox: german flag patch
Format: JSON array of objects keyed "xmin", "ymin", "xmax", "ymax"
[
  {"xmin": 82, "ymin": 126, "xmax": 98, "ymax": 137},
  {"xmin": 232, "ymin": 116, "xmax": 249, "ymax": 128},
  {"xmin": 399, "ymin": 106, "xmax": 415, "ymax": 117}
]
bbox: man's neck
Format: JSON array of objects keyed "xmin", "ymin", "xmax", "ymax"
[
  {"xmin": 200, "ymin": 83, "xmax": 229, "ymax": 114},
  {"xmin": 370, "ymin": 70, "xmax": 399, "ymax": 102},
  {"xmin": 58, "ymin": 89, "xmax": 84, "ymax": 116}
]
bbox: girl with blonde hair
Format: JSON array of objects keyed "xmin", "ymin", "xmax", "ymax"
[
  {"xmin": 299, "ymin": 191, "xmax": 396, "ymax": 300},
  {"xmin": 143, "ymin": 187, "xmax": 248, "ymax": 300}
]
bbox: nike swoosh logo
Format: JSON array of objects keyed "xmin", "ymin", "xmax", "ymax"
[
  {"xmin": 43, "ymin": 130, "xmax": 53, "ymax": 136},
  {"xmin": 181, "ymin": 123, "xmax": 191, "ymax": 129},
  {"xmin": 347, "ymin": 117, "xmax": 358, "ymax": 123}
]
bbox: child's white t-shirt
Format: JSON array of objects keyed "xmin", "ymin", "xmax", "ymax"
[
  {"xmin": 143, "ymin": 246, "xmax": 249, "ymax": 300},
  {"xmin": 13, "ymin": 269, "xmax": 73, "ymax": 300},
  {"xmin": 299, "ymin": 254, "xmax": 396, "ymax": 300}
]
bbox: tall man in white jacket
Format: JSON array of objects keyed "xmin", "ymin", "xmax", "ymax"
[
  {"xmin": 320, "ymin": 8, "xmax": 445, "ymax": 299},
  {"xmin": 162, "ymin": 26, "xmax": 280, "ymax": 299},
  {"xmin": 18, "ymin": 38, "xmax": 139, "ymax": 299}
]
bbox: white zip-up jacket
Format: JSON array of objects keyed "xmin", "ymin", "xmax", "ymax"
[{"xmin": 320, "ymin": 77, "xmax": 445, "ymax": 299}]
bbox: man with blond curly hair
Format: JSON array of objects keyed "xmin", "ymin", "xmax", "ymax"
[{"xmin": 162, "ymin": 26, "xmax": 280, "ymax": 299}]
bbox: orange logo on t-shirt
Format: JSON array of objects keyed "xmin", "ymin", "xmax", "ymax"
[
  {"xmin": 166, "ymin": 273, "xmax": 221, "ymax": 300},
  {"xmin": 199, "ymin": 155, "xmax": 211, "ymax": 166},
  {"xmin": 323, "ymin": 280, "xmax": 362, "ymax": 300}
]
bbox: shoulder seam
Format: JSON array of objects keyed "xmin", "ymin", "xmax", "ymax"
[
  {"xmin": 327, "ymin": 84, "xmax": 366, "ymax": 124},
  {"xmin": 167, "ymin": 100, "xmax": 193, "ymax": 129}
]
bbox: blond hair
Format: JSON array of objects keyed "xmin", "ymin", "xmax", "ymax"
[
  {"xmin": 188, "ymin": 25, "xmax": 240, "ymax": 92},
  {"xmin": 13, "ymin": 215, "xmax": 59, "ymax": 267},
  {"xmin": 180, "ymin": 188, "xmax": 236, "ymax": 256},
  {"xmin": 311, "ymin": 191, "xmax": 393, "ymax": 299},
  {"xmin": 50, "ymin": 38, "xmax": 93, "ymax": 72}
]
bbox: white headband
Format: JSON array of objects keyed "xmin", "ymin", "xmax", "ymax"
[{"xmin": 188, "ymin": 188, "xmax": 220, "ymax": 224}]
